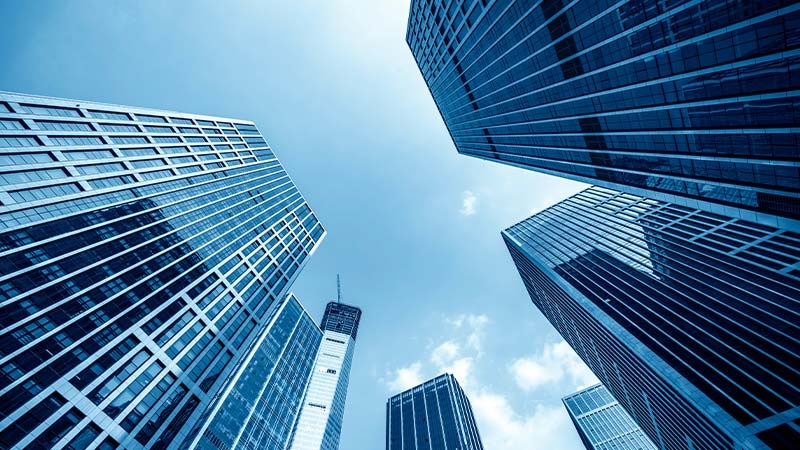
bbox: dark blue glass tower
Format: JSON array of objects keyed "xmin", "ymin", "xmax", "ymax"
[
  {"xmin": 192, "ymin": 294, "xmax": 322, "ymax": 450},
  {"xmin": 386, "ymin": 373, "xmax": 484, "ymax": 450},
  {"xmin": 0, "ymin": 92, "xmax": 325, "ymax": 449},
  {"xmin": 563, "ymin": 384, "xmax": 657, "ymax": 450},
  {"xmin": 406, "ymin": 0, "xmax": 800, "ymax": 228},
  {"xmin": 503, "ymin": 186, "xmax": 800, "ymax": 449}
]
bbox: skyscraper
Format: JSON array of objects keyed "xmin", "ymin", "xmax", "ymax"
[
  {"xmin": 406, "ymin": 0, "xmax": 800, "ymax": 227},
  {"xmin": 191, "ymin": 294, "xmax": 323, "ymax": 450},
  {"xmin": 0, "ymin": 92, "xmax": 325, "ymax": 449},
  {"xmin": 386, "ymin": 373, "xmax": 483, "ymax": 450},
  {"xmin": 289, "ymin": 302, "xmax": 362, "ymax": 450},
  {"xmin": 563, "ymin": 383, "xmax": 657, "ymax": 450},
  {"xmin": 503, "ymin": 186, "xmax": 800, "ymax": 450}
]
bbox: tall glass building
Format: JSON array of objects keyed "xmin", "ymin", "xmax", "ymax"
[
  {"xmin": 288, "ymin": 302, "xmax": 362, "ymax": 450},
  {"xmin": 386, "ymin": 373, "xmax": 483, "ymax": 450},
  {"xmin": 406, "ymin": 0, "xmax": 800, "ymax": 228},
  {"xmin": 0, "ymin": 92, "xmax": 325, "ymax": 449},
  {"xmin": 191, "ymin": 294, "xmax": 322, "ymax": 450},
  {"xmin": 503, "ymin": 186, "xmax": 800, "ymax": 450},
  {"xmin": 563, "ymin": 383, "xmax": 657, "ymax": 450}
]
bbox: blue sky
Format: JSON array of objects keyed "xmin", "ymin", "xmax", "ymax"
[{"xmin": 0, "ymin": 1, "xmax": 596, "ymax": 448}]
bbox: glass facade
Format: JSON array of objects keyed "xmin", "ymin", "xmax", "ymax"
[
  {"xmin": 386, "ymin": 373, "xmax": 483, "ymax": 450},
  {"xmin": 0, "ymin": 92, "xmax": 326, "ymax": 449},
  {"xmin": 288, "ymin": 302, "xmax": 362, "ymax": 450},
  {"xmin": 406, "ymin": 0, "xmax": 800, "ymax": 227},
  {"xmin": 563, "ymin": 383, "xmax": 657, "ymax": 450},
  {"xmin": 193, "ymin": 294, "xmax": 322, "ymax": 450},
  {"xmin": 503, "ymin": 186, "xmax": 800, "ymax": 450}
]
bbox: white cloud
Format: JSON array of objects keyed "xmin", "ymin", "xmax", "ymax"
[
  {"xmin": 510, "ymin": 340, "xmax": 598, "ymax": 392},
  {"xmin": 430, "ymin": 340, "xmax": 460, "ymax": 366},
  {"xmin": 383, "ymin": 318, "xmax": 590, "ymax": 449},
  {"xmin": 385, "ymin": 361, "xmax": 424, "ymax": 392},
  {"xmin": 460, "ymin": 190, "xmax": 478, "ymax": 216},
  {"xmin": 470, "ymin": 391, "xmax": 580, "ymax": 450}
]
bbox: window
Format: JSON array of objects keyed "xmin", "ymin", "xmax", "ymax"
[
  {"xmin": 0, "ymin": 168, "xmax": 67, "ymax": 185},
  {"xmin": 202, "ymin": 128, "xmax": 221, "ymax": 134},
  {"xmin": 0, "ymin": 152, "xmax": 52, "ymax": 166},
  {"xmin": 140, "ymin": 169, "xmax": 172, "ymax": 180},
  {"xmin": 120, "ymin": 147, "xmax": 158, "ymax": 157},
  {"xmin": 110, "ymin": 136, "xmax": 148, "ymax": 145},
  {"xmin": 153, "ymin": 136, "xmax": 181, "ymax": 143},
  {"xmin": 63, "ymin": 150, "xmax": 114, "ymax": 160},
  {"xmin": 196, "ymin": 119, "xmax": 215, "ymax": 126},
  {"xmin": 0, "ymin": 136, "xmax": 40, "ymax": 147},
  {"xmin": 49, "ymin": 136, "xmax": 104, "ymax": 146},
  {"xmin": 208, "ymin": 137, "xmax": 225, "ymax": 142},
  {"xmin": 63, "ymin": 423, "xmax": 101, "ymax": 450},
  {"xmin": 178, "ymin": 127, "xmax": 199, "ymax": 134},
  {"xmin": 131, "ymin": 159, "xmax": 165, "ymax": 169},
  {"xmin": 136, "ymin": 114, "xmax": 167, "ymax": 123},
  {"xmin": 9, "ymin": 183, "xmax": 81, "ymax": 202},
  {"xmin": 170, "ymin": 117, "xmax": 193, "ymax": 125},
  {"xmin": 100, "ymin": 123, "xmax": 139, "ymax": 133},
  {"xmin": 161, "ymin": 146, "xmax": 188, "ymax": 154},
  {"xmin": 88, "ymin": 176, "xmax": 134, "ymax": 189},
  {"xmin": 88, "ymin": 110, "xmax": 130, "ymax": 120},
  {"xmin": 235, "ymin": 123, "xmax": 258, "ymax": 133},
  {"xmin": 19, "ymin": 104, "xmax": 81, "ymax": 117},
  {"xmin": 216, "ymin": 121, "xmax": 233, "ymax": 127},
  {"xmin": 144, "ymin": 125, "xmax": 172, "ymax": 133},
  {"xmin": 89, "ymin": 350, "xmax": 151, "ymax": 404},
  {"xmin": 185, "ymin": 136, "xmax": 207, "ymax": 143},
  {"xmin": 35, "ymin": 120, "xmax": 91, "ymax": 131},
  {"xmin": 0, "ymin": 119, "xmax": 26, "ymax": 130},
  {"xmin": 170, "ymin": 156, "xmax": 195, "ymax": 164},
  {"xmin": 76, "ymin": 163, "xmax": 125, "ymax": 175},
  {"xmin": 244, "ymin": 137, "xmax": 267, "ymax": 147}
]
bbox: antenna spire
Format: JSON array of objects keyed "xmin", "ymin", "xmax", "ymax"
[{"xmin": 337, "ymin": 274, "xmax": 342, "ymax": 303}]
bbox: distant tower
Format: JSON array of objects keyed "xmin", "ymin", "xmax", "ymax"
[
  {"xmin": 288, "ymin": 302, "xmax": 362, "ymax": 450},
  {"xmin": 563, "ymin": 384, "xmax": 657, "ymax": 450},
  {"xmin": 386, "ymin": 373, "xmax": 484, "ymax": 450}
]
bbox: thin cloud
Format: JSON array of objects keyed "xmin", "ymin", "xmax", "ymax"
[
  {"xmin": 460, "ymin": 190, "xmax": 478, "ymax": 216},
  {"xmin": 510, "ymin": 341, "xmax": 599, "ymax": 392}
]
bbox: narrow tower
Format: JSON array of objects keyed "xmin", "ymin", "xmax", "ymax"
[{"xmin": 289, "ymin": 302, "xmax": 362, "ymax": 450}]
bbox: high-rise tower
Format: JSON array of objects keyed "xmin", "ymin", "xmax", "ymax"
[
  {"xmin": 0, "ymin": 92, "xmax": 325, "ymax": 449},
  {"xmin": 386, "ymin": 373, "xmax": 484, "ymax": 450},
  {"xmin": 406, "ymin": 0, "xmax": 800, "ymax": 227},
  {"xmin": 563, "ymin": 384, "xmax": 657, "ymax": 450},
  {"xmin": 503, "ymin": 186, "xmax": 800, "ymax": 449},
  {"xmin": 192, "ymin": 294, "xmax": 323, "ymax": 450},
  {"xmin": 289, "ymin": 302, "xmax": 362, "ymax": 450}
]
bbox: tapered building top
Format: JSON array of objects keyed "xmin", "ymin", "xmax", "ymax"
[{"xmin": 320, "ymin": 301, "xmax": 362, "ymax": 341}]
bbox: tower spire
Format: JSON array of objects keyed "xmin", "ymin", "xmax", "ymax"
[{"xmin": 336, "ymin": 274, "xmax": 342, "ymax": 303}]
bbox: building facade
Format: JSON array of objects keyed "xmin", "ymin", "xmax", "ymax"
[
  {"xmin": 288, "ymin": 302, "xmax": 362, "ymax": 450},
  {"xmin": 503, "ymin": 186, "xmax": 800, "ymax": 449},
  {"xmin": 563, "ymin": 383, "xmax": 657, "ymax": 450},
  {"xmin": 0, "ymin": 92, "xmax": 325, "ymax": 449},
  {"xmin": 406, "ymin": 0, "xmax": 800, "ymax": 228},
  {"xmin": 192, "ymin": 294, "xmax": 322, "ymax": 450},
  {"xmin": 386, "ymin": 373, "xmax": 484, "ymax": 450}
]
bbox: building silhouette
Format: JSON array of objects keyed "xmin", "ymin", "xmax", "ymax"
[
  {"xmin": 503, "ymin": 186, "xmax": 800, "ymax": 449},
  {"xmin": 406, "ymin": 0, "xmax": 800, "ymax": 228},
  {"xmin": 386, "ymin": 373, "xmax": 484, "ymax": 450},
  {"xmin": 564, "ymin": 383, "xmax": 657, "ymax": 450},
  {"xmin": 0, "ymin": 92, "xmax": 325, "ymax": 449}
]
